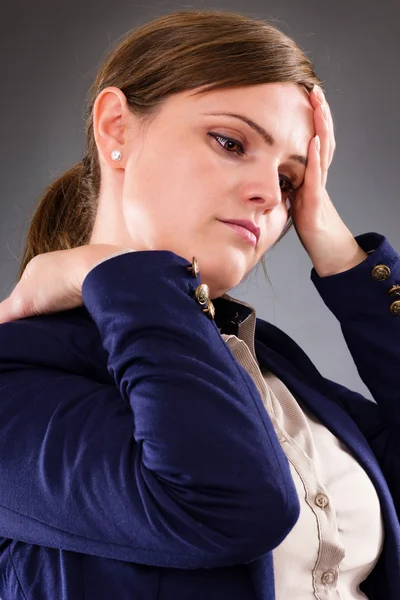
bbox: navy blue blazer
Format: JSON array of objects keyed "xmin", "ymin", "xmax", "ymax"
[{"xmin": 0, "ymin": 231, "xmax": 398, "ymax": 600}]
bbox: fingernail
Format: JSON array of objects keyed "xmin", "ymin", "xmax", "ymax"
[
  {"xmin": 315, "ymin": 135, "xmax": 320, "ymax": 152},
  {"xmin": 313, "ymin": 84, "xmax": 324, "ymax": 103}
]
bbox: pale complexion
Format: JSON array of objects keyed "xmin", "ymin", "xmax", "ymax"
[{"xmin": 90, "ymin": 83, "xmax": 315, "ymax": 298}]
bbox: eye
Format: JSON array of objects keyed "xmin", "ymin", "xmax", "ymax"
[
  {"xmin": 209, "ymin": 133, "xmax": 245, "ymax": 156},
  {"xmin": 209, "ymin": 132, "xmax": 297, "ymax": 195},
  {"xmin": 279, "ymin": 176, "xmax": 295, "ymax": 194}
]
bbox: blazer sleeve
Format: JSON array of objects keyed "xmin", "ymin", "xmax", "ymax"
[
  {"xmin": 311, "ymin": 232, "xmax": 400, "ymax": 509},
  {"xmin": 0, "ymin": 250, "xmax": 298, "ymax": 569}
]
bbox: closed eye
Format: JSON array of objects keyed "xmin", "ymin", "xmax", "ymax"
[{"xmin": 209, "ymin": 132, "xmax": 296, "ymax": 194}]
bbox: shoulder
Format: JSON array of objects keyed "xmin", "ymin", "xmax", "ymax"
[{"xmin": 0, "ymin": 307, "xmax": 110, "ymax": 382}]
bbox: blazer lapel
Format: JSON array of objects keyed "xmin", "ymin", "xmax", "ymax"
[
  {"xmin": 254, "ymin": 337, "xmax": 388, "ymax": 490},
  {"xmin": 255, "ymin": 329, "xmax": 400, "ymax": 564}
]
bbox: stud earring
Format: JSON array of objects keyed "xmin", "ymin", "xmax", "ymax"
[{"xmin": 111, "ymin": 149, "xmax": 122, "ymax": 161}]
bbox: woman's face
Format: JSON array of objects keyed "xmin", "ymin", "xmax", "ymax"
[{"xmin": 92, "ymin": 82, "xmax": 315, "ymax": 298}]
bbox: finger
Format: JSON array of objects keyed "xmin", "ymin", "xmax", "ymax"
[
  {"xmin": 311, "ymin": 88, "xmax": 335, "ymax": 187},
  {"xmin": 303, "ymin": 135, "xmax": 322, "ymax": 193},
  {"xmin": 323, "ymin": 101, "xmax": 336, "ymax": 165},
  {"xmin": 314, "ymin": 103, "xmax": 330, "ymax": 187},
  {"xmin": 0, "ymin": 299, "xmax": 12, "ymax": 324},
  {"xmin": 0, "ymin": 294, "xmax": 27, "ymax": 324},
  {"xmin": 309, "ymin": 84, "xmax": 324, "ymax": 108},
  {"xmin": 311, "ymin": 86, "xmax": 336, "ymax": 167}
]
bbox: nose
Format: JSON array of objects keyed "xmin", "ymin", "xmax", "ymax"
[{"xmin": 241, "ymin": 164, "xmax": 283, "ymax": 211}]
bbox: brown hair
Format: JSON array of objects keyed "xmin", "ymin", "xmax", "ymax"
[{"xmin": 18, "ymin": 8, "xmax": 322, "ymax": 282}]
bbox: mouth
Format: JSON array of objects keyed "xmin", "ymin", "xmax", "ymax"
[{"xmin": 218, "ymin": 219, "xmax": 260, "ymax": 247}]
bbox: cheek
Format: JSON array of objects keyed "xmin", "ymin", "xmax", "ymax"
[
  {"xmin": 134, "ymin": 135, "xmax": 214, "ymax": 198},
  {"xmin": 124, "ymin": 160, "xmax": 213, "ymax": 243},
  {"xmin": 133, "ymin": 146, "xmax": 221, "ymax": 227}
]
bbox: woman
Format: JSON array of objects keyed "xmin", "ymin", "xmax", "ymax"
[{"xmin": 0, "ymin": 8, "xmax": 398, "ymax": 600}]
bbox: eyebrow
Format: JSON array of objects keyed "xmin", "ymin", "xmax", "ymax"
[{"xmin": 202, "ymin": 111, "xmax": 308, "ymax": 167}]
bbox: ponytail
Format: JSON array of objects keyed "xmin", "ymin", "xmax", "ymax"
[{"xmin": 18, "ymin": 160, "xmax": 97, "ymax": 281}]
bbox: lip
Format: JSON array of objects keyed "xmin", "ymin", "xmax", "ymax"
[{"xmin": 218, "ymin": 219, "xmax": 260, "ymax": 245}]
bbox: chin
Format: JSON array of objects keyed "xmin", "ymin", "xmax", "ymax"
[
  {"xmin": 205, "ymin": 269, "xmax": 246, "ymax": 300},
  {"xmin": 193, "ymin": 248, "xmax": 249, "ymax": 298}
]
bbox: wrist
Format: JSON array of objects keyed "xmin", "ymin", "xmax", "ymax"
[
  {"xmin": 74, "ymin": 244, "xmax": 135, "ymax": 287},
  {"xmin": 313, "ymin": 241, "xmax": 369, "ymax": 278}
]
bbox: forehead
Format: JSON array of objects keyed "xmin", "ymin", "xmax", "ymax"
[{"xmin": 173, "ymin": 82, "xmax": 315, "ymax": 144}]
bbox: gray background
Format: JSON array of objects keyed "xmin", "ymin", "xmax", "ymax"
[{"xmin": 1, "ymin": 0, "xmax": 399, "ymax": 400}]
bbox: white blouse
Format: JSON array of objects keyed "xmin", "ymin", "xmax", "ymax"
[{"xmin": 219, "ymin": 293, "xmax": 384, "ymax": 600}]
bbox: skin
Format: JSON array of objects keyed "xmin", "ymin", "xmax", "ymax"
[{"xmin": 90, "ymin": 82, "xmax": 315, "ymax": 298}]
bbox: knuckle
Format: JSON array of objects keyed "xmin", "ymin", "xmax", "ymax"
[
  {"xmin": 10, "ymin": 292, "xmax": 27, "ymax": 316},
  {"xmin": 10, "ymin": 290, "xmax": 35, "ymax": 319},
  {"xmin": 22, "ymin": 254, "xmax": 41, "ymax": 280}
]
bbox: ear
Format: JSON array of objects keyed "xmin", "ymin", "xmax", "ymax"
[{"xmin": 93, "ymin": 86, "xmax": 136, "ymax": 169}]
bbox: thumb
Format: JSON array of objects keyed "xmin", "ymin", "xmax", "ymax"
[{"xmin": 0, "ymin": 293, "xmax": 33, "ymax": 324}]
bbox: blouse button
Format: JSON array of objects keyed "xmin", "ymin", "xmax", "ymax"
[
  {"xmin": 321, "ymin": 570, "xmax": 336, "ymax": 585},
  {"xmin": 315, "ymin": 493, "xmax": 329, "ymax": 509}
]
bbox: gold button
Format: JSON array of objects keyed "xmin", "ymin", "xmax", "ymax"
[
  {"xmin": 195, "ymin": 283, "xmax": 209, "ymax": 305},
  {"xmin": 390, "ymin": 301, "xmax": 400, "ymax": 315},
  {"xmin": 187, "ymin": 256, "xmax": 199, "ymax": 278},
  {"xmin": 315, "ymin": 493, "xmax": 329, "ymax": 509},
  {"xmin": 388, "ymin": 285, "xmax": 400, "ymax": 297},
  {"xmin": 195, "ymin": 283, "xmax": 215, "ymax": 320},
  {"xmin": 371, "ymin": 265, "xmax": 391, "ymax": 281},
  {"xmin": 204, "ymin": 301, "xmax": 215, "ymax": 320}
]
